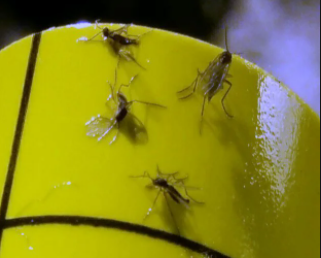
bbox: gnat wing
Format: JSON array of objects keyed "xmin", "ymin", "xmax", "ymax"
[
  {"xmin": 85, "ymin": 115, "xmax": 116, "ymax": 138},
  {"xmin": 111, "ymin": 25, "xmax": 130, "ymax": 36},
  {"xmin": 203, "ymin": 64, "xmax": 230, "ymax": 99},
  {"xmin": 121, "ymin": 112, "xmax": 148, "ymax": 144},
  {"xmin": 168, "ymin": 186, "xmax": 190, "ymax": 209}
]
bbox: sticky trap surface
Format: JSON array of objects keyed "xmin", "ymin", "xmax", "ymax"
[{"xmin": 0, "ymin": 23, "xmax": 319, "ymax": 258}]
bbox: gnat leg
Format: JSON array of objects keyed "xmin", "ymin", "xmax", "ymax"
[
  {"xmin": 177, "ymin": 69, "xmax": 202, "ymax": 99},
  {"xmin": 199, "ymin": 95, "xmax": 207, "ymax": 134},
  {"xmin": 106, "ymin": 69, "xmax": 118, "ymax": 102},
  {"xmin": 119, "ymin": 49, "xmax": 146, "ymax": 70},
  {"xmin": 129, "ymin": 171, "xmax": 153, "ymax": 180},
  {"xmin": 164, "ymin": 193, "xmax": 180, "ymax": 236},
  {"xmin": 118, "ymin": 74, "xmax": 139, "ymax": 92},
  {"xmin": 86, "ymin": 31, "xmax": 104, "ymax": 41},
  {"xmin": 156, "ymin": 165, "xmax": 179, "ymax": 180},
  {"xmin": 181, "ymin": 184, "xmax": 204, "ymax": 204},
  {"xmin": 109, "ymin": 124, "xmax": 120, "ymax": 145},
  {"xmin": 128, "ymin": 100, "xmax": 167, "ymax": 109},
  {"xmin": 222, "ymin": 80, "xmax": 234, "ymax": 118},
  {"xmin": 112, "ymin": 25, "xmax": 130, "ymax": 34},
  {"xmin": 143, "ymin": 190, "xmax": 161, "ymax": 221}
]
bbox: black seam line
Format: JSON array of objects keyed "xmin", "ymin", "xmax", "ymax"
[
  {"xmin": 4, "ymin": 216, "xmax": 231, "ymax": 258},
  {"xmin": 0, "ymin": 33, "xmax": 42, "ymax": 245}
]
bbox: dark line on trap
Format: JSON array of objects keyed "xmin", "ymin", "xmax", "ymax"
[
  {"xmin": 0, "ymin": 32, "xmax": 42, "ymax": 249},
  {"xmin": 4, "ymin": 215, "xmax": 231, "ymax": 258}
]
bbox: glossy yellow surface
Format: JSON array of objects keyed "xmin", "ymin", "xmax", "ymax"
[{"xmin": 0, "ymin": 23, "xmax": 320, "ymax": 258}]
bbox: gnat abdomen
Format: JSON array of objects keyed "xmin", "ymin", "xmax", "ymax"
[
  {"xmin": 112, "ymin": 34, "xmax": 138, "ymax": 46},
  {"xmin": 116, "ymin": 108, "xmax": 128, "ymax": 122}
]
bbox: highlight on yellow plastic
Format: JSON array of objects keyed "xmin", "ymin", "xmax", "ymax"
[{"xmin": 0, "ymin": 22, "xmax": 319, "ymax": 258}]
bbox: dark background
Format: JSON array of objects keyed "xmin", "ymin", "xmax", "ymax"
[
  {"xmin": 0, "ymin": 0, "xmax": 232, "ymax": 48},
  {"xmin": 0, "ymin": 0, "xmax": 320, "ymax": 113}
]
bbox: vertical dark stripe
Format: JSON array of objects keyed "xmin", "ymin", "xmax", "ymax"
[{"xmin": 0, "ymin": 32, "xmax": 41, "ymax": 247}]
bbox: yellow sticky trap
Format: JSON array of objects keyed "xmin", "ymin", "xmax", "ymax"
[{"xmin": 0, "ymin": 23, "xmax": 319, "ymax": 258}]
